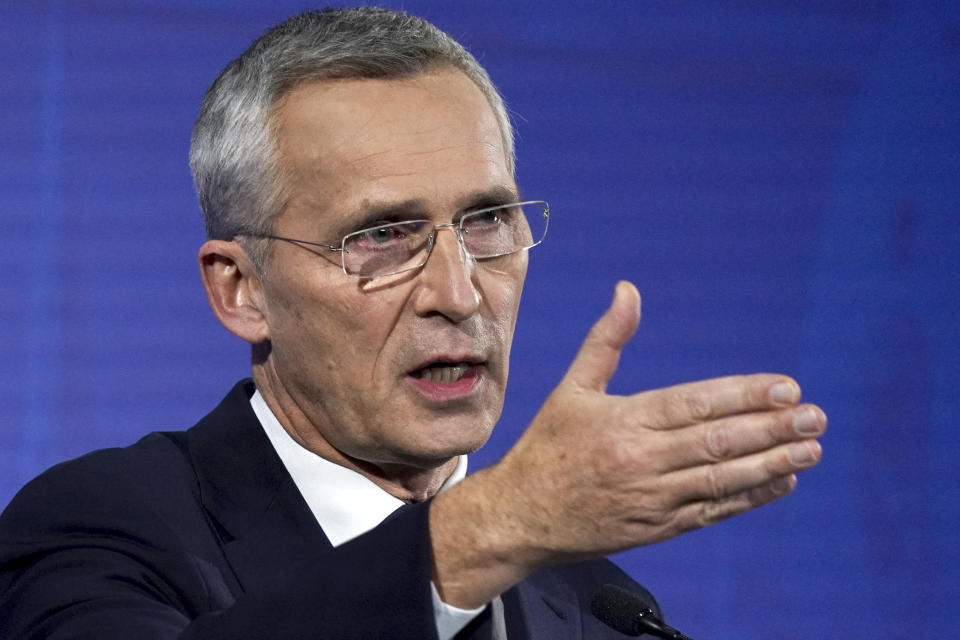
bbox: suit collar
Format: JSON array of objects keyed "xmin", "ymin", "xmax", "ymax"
[{"xmin": 185, "ymin": 380, "xmax": 331, "ymax": 593}]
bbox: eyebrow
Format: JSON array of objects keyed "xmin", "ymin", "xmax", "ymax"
[
  {"xmin": 459, "ymin": 185, "xmax": 524, "ymax": 212},
  {"xmin": 338, "ymin": 185, "xmax": 523, "ymax": 236}
]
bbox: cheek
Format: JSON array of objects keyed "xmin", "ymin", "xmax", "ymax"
[
  {"xmin": 484, "ymin": 256, "xmax": 527, "ymax": 319},
  {"xmin": 328, "ymin": 288, "xmax": 409, "ymax": 382},
  {"xmin": 494, "ymin": 294, "xmax": 521, "ymax": 365},
  {"xmin": 264, "ymin": 276, "xmax": 364, "ymax": 372},
  {"xmin": 480, "ymin": 260, "xmax": 527, "ymax": 357},
  {"xmin": 342, "ymin": 292, "xmax": 406, "ymax": 365}
]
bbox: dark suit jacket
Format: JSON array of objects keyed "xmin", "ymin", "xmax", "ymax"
[{"xmin": 0, "ymin": 380, "xmax": 660, "ymax": 639}]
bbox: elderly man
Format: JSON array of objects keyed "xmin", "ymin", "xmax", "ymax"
[{"xmin": 0, "ymin": 7, "xmax": 825, "ymax": 639}]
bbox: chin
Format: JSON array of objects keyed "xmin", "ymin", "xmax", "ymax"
[{"xmin": 393, "ymin": 423, "xmax": 495, "ymax": 465}]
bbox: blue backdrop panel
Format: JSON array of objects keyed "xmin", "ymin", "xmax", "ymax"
[{"xmin": 1, "ymin": 1, "xmax": 958, "ymax": 637}]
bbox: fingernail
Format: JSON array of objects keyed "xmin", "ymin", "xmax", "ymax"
[
  {"xmin": 788, "ymin": 441, "xmax": 820, "ymax": 465},
  {"xmin": 771, "ymin": 475, "xmax": 797, "ymax": 496},
  {"xmin": 793, "ymin": 407, "xmax": 821, "ymax": 436},
  {"xmin": 770, "ymin": 381, "xmax": 799, "ymax": 405}
]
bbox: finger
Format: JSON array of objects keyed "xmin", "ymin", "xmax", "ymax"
[
  {"xmin": 561, "ymin": 281, "xmax": 641, "ymax": 392},
  {"xmin": 666, "ymin": 438, "xmax": 821, "ymax": 505},
  {"xmin": 647, "ymin": 404, "xmax": 827, "ymax": 472},
  {"xmin": 631, "ymin": 373, "xmax": 802, "ymax": 430},
  {"xmin": 670, "ymin": 474, "xmax": 798, "ymax": 533}
]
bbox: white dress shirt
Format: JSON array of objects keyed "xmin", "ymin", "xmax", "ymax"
[{"xmin": 250, "ymin": 390, "xmax": 484, "ymax": 639}]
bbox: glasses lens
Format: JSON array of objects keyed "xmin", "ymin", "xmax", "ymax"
[
  {"xmin": 460, "ymin": 202, "xmax": 549, "ymax": 259},
  {"xmin": 342, "ymin": 220, "xmax": 431, "ymax": 277}
]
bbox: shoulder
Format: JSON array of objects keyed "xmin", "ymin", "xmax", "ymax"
[
  {"xmin": 0, "ymin": 430, "xmax": 200, "ymax": 545},
  {"xmin": 0, "ymin": 380, "xmax": 258, "ymax": 543}
]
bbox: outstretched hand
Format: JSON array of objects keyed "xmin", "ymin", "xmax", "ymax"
[{"xmin": 431, "ymin": 281, "xmax": 825, "ymax": 608}]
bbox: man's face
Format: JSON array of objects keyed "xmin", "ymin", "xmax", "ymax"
[{"xmin": 254, "ymin": 68, "xmax": 527, "ymax": 470}]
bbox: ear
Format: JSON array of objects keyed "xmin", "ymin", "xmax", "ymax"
[{"xmin": 198, "ymin": 240, "xmax": 270, "ymax": 344}]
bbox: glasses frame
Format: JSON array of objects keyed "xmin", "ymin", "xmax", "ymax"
[{"xmin": 248, "ymin": 200, "xmax": 549, "ymax": 279}]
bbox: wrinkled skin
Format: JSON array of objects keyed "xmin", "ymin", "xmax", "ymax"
[{"xmin": 200, "ymin": 68, "xmax": 527, "ymax": 499}]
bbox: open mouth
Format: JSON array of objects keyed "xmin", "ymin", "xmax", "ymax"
[{"xmin": 409, "ymin": 361, "xmax": 475, "ymax": 384}]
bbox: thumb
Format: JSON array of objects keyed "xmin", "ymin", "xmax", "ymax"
[{"xmin": 562, "ymin": 281, "xmax": 641, "ymax": 392}]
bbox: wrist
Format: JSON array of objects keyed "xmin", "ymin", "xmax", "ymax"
[{"xmin": 428, "ymin": 465, "xmax": 540, "ymax": 609}]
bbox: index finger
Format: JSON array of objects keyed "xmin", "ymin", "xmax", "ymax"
[{"xmin": 631, "ymin": 374, "xmax": 801, "ymax": 430}]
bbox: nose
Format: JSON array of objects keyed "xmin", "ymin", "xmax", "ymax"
[{"xmin": 411, "ymin": 225, "xmax": 481, "ymax": 322}]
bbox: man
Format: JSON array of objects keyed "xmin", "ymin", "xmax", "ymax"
[{"xmin": 0, "ymin": 7, "xmax": 825, "ymax": 639}]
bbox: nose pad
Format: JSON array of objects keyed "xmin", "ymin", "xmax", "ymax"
[{"xmin": 425, "ymin": 225, "xmax": 468, "ymax": 263}]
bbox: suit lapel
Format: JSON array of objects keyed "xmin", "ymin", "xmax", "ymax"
[{"xmin": 185, "ymin": 380, "xmax": 331, "ymax": 595}]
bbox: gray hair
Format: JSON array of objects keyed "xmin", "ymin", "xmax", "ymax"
[{"xmin": 189, "ymin": 7, "xmax": 514, "ymax": 268}]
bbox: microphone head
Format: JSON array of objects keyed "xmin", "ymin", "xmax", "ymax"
[{"xmin": 590, "ymin": 583, "xmax": 654, "ymax": 636}]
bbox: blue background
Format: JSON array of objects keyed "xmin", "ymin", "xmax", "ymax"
[{"xmin": 2, "ymin": 1, "xmax": 958, "ymax": 637}]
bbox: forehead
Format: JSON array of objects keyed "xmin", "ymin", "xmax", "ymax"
[{"xmin": 271, "ymin": 68, "xmax": 516, "ymax": 228}]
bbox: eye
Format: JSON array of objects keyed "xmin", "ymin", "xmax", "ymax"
[
  {"xmin": 472, "ymin": 210, "xmax": 502, "ymax": 225},
  {"xmin": 464, "ymin": 206, "xmax": 514, "ymax": 232},
  {"xmin": 347, "ymin": 220, "xmax": 428, "ymax": 251},
  {"xmin": 364, "ymin": 225, "xmax": 403, "ymax": 244}
]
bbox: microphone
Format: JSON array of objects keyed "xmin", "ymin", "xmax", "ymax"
[{"xmin": 591, "ymin": 584, "xmax": 696, "ymax": 639}]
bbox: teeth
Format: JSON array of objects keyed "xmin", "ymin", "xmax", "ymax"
[{"xmin": 416, "ymin": 363, "xmax": 471, "ymax": 383}]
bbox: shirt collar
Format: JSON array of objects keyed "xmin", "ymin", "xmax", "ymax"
[{"xmin": 250, "ymin": 389, "xmax": 468, "ymax": 548}]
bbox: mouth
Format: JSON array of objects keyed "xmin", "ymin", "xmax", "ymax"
[
  {"xmin": 409, "ymin": 361, "xmax": 476, "ymax": 384},
  {"xmin": 405, "ymin": 356, "xmax": 486, "ymax": 400}
]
